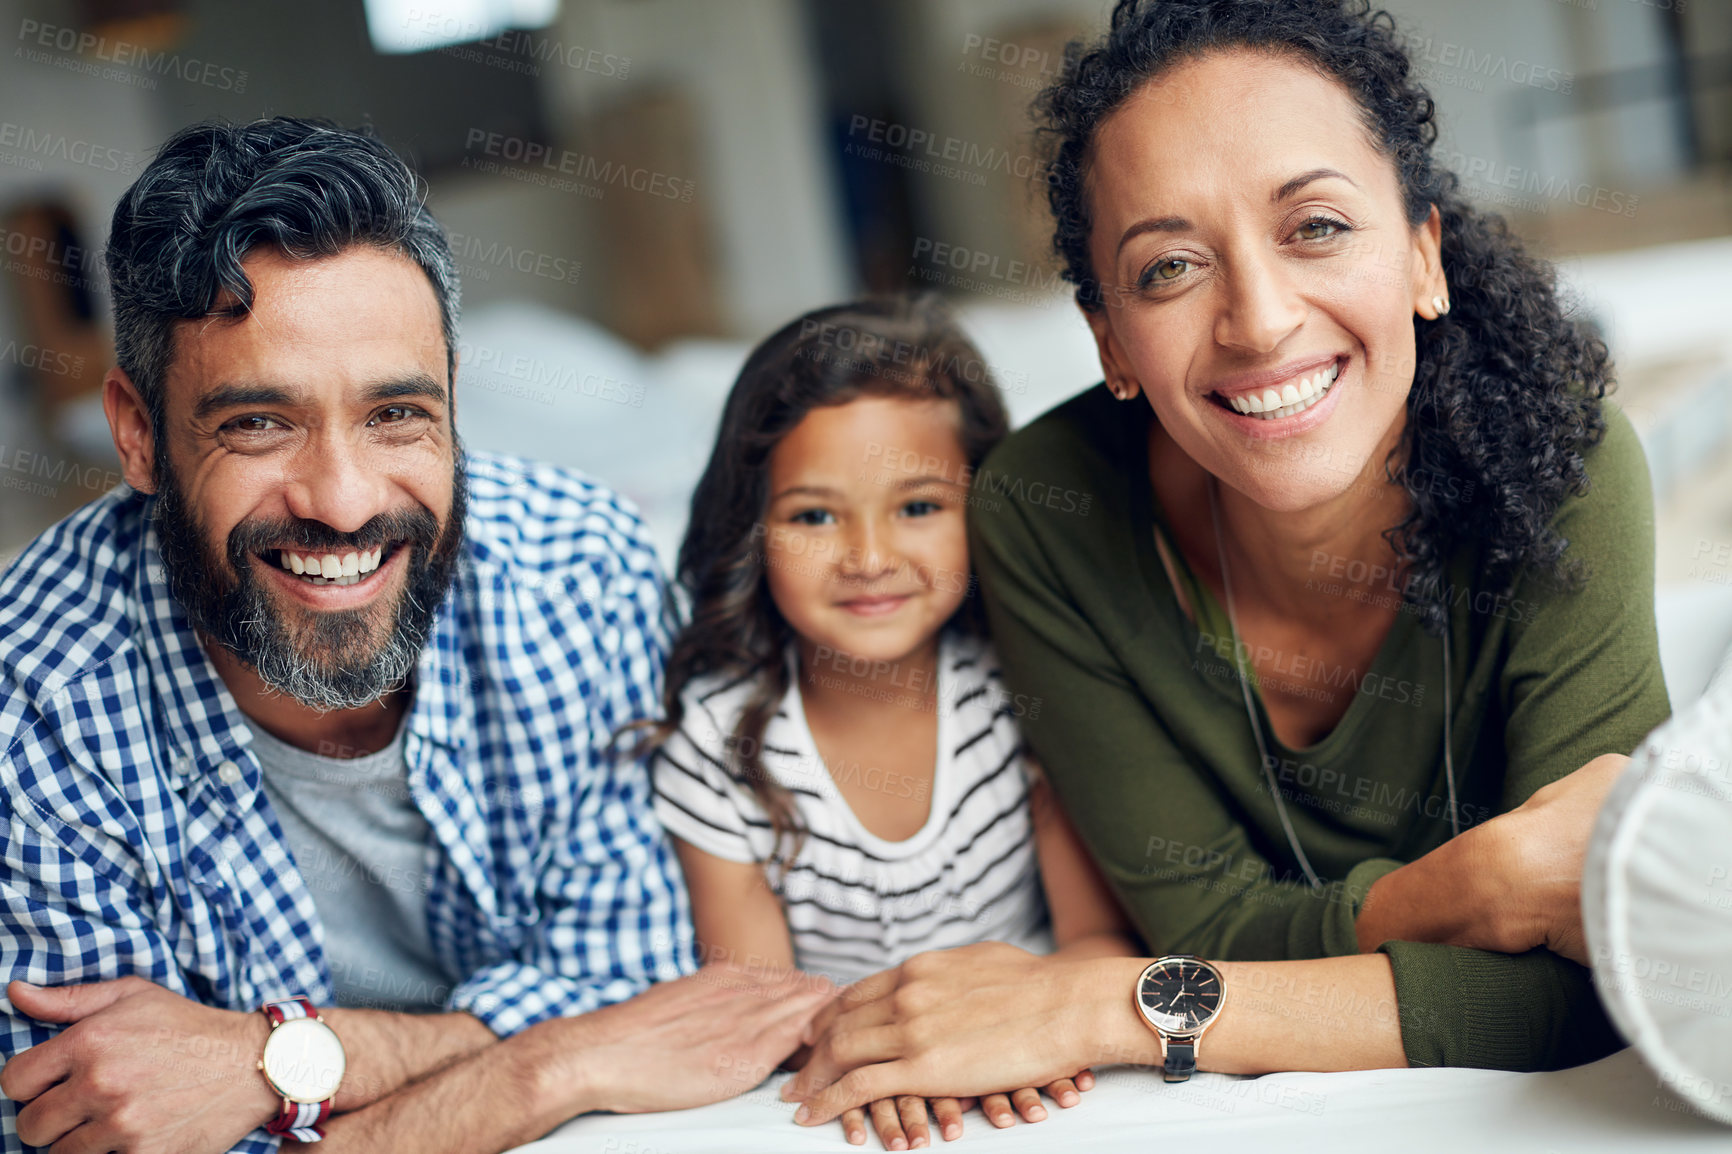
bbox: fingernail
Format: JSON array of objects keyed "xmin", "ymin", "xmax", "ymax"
[
  {"xmin": 794, "ymin": 1105, "xmax": 809, "ymax": 1123},
  {"xmin": 891, "ymin": 1140, "xmax": 908, "ymax": 1151},
  {"xmin": 1029, "ymin": 1107, "xmax": 1047, "ymax": 1121},
  {"xmin": 945, "ymin": 1124, "xmax": 960, "ymax": 1141},
  {"xmin": 1061, "ymin": 1092, "xmax": 1078, "ymax": 1107},
  {"xmin": 12, "ymin": 980, "xmax": 37, "ymax": 991}
]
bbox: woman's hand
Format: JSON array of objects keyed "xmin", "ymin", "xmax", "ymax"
[
  {"xmin": 1357, "ymin": 753, "xmax": 1630, "ymax": 965},
  {"xmin": 836, "ymin": 1073, "xmax": 1097, "ymax": 1148},
  {"xmin": 1490, "ymin": 752, "xmax": 1629, "ymax": 965},
  {"xmin": 782, "ymin": 943, "xmax": 1149, "ymax": 1128}
]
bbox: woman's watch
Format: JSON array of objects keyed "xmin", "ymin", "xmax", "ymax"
[
  {"xmin": 257, "ymin": 997, "xmax": 346, "ymax": 1141},
  {"xmin": 1131, "ymin": 955, "xmax": 1227, "ymax": 1082}
]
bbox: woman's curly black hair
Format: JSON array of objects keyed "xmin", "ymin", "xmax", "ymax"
[{"xmin": 1035, "ymin": 0, "xmax": 1610, "ymax": 630}]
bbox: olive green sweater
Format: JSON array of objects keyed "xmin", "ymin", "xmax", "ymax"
[{"xmin": 968, "ymin": 384, "xmax": 1670, "ymax": 1071}]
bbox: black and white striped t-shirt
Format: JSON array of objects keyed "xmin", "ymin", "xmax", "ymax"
[{"xmin": 652, "ymin": 632, "xmax": 1051, "ymax": 985}]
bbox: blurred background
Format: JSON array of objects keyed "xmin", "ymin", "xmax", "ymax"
[{"xmin": 1, "ymin": 0, "xmax": 1730, "ymax": 701}]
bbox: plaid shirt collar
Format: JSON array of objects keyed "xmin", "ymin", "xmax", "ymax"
[
  {"xmin": 130, "ymin": 494, "xmax": 477, "ymax": 772},
  {"xmin": 126, "ymin": 493, "xmax": 511, "ymax": 927}
]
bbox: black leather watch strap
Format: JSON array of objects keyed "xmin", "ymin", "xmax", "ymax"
[{"xmin": 1162, "ymin": 1038, "xmax": 1197, "ymax": 1082}]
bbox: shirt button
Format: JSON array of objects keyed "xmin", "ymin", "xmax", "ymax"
[{"xmin": 217, "ymin": 760, "xmax": 244, "ymax": 785}]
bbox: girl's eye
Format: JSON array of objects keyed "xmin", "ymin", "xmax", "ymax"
[
  {"xmin": 1294, "ymin": 216, "xmax": 1348, "ymax": 241},
  {"xmin": 789, "ymin": 509, "xmax": 834, "ymax": 527},
  {"xmin": 1139, "ymin": 258, "xmax": 1192, "ymax": 289},
  {"xmin": 901, "ymin": 500, "xmax": 943, "ymax": 517}
]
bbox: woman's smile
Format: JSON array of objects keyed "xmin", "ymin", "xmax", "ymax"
[
  {"xmin": 1212, "ymin": 356, "xmax": 1342, "ymax": 418},
  {"xmin": 1208, "ymin": 354, "xmax": 1352, "ymax": 441}
]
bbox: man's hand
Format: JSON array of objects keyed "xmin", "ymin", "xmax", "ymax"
[
  {"xmin": 561, "ymin": 963, "xmax": 838, "ymax": 1116},
  {"xmin": 1, "ymin": 976, "xmax": 279, "ymax": 1153},
  {"xmin": 302, "ymin": 962, "xmax": 838, "ymax": 1152}
]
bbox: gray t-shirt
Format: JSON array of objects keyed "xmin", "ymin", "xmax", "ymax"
[{"xmin": 248, "ymin": 710, "xmax": 456, "ymax": 1012}]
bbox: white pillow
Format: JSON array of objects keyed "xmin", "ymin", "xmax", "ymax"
[{"xmin": 1583, "ymin": 677, "xmax": 1732, "ymax": 1124}]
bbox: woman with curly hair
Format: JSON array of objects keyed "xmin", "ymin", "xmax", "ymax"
[{"xmin": 784, "ymin": 0, "xmax": 1669, "ymax": 1122}]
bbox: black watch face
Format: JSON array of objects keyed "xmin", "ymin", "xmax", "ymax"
[{"xmin": 1138, "ymin": 958, "xmax": 1222, "ymax": 1033}]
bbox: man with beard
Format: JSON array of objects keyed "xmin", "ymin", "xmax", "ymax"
[{"xmin": 0, "ymin": 118, "xmax": 832, "ymax": 1153}]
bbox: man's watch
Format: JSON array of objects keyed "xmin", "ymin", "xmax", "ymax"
[
  {"xmin": 257, "ymin": 997, "xmax": 346, "ymax": 1142},
  {"xmin": 1131, "ymin": 955, "xmax": 1227, "ymax": 1083}
]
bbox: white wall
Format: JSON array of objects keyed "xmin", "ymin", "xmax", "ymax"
[
  {"xmin": 542, "ymin": 0, "xmax": 854, "ymax": 340},
  {"xmin": 0, "ymin": 0, "xmax": 171, "ymax": 557}
]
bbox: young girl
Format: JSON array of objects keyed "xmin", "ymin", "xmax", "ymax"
[{"xmin": 650, "ymin": 296, "xmax": 1134, "ymax": 1150}]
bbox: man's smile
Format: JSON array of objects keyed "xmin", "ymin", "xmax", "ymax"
[
  {"xmin": 266, "ymin": 542, "xmax": 404, "ymax": 586},
  {"xmin": 253, "ymin": 540, "xmax": 412, "ymax": 608}
]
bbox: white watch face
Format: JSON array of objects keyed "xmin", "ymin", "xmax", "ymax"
[{"xmin": 262, "ymin": 1017, "xmax": 346, "ymax": 1104}]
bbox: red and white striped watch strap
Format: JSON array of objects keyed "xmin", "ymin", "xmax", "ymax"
[
  {"xmin": 261, "ymin": 997, "xmax": 335, "ymax": 1143},
  {"xmin": 264, "ymin": 996, "xmax": 319, "ymax": 1027},
  {"xmin": 268, "ymin": 1096, "xmax": 333, "ymax": 1143}
]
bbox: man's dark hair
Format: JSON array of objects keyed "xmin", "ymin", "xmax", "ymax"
[{"xmin": 105, "ymin": 116, "xmax": 460, "ymax": 471}]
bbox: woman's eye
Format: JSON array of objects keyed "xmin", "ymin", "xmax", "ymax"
[
  {"xmin": 789, "ymin": 509, "xmax": 834, "ymax": 527},
  {"xmin": 901, "ymin": 499, "xmax": 943, "ymax": 517},
  {"xmin": 1140, "ymin": 258, "xmax": 1191, "ymax": 288},
  {"xmin": 1294, "ymin": 216, "xmax": 1347, "ymax": 241}
]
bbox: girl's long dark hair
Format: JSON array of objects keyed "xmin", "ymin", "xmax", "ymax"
[
  {"xmin": 647, "ymin": 295, "xmax": 1011, "ymax": 866},
  {"xmin": 1036, "ymin": 0, "xmax": 1610, "ymax": 629}
]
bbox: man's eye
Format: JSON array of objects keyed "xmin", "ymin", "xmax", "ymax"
[
  {"xmin": 372, "ymin": 405, "xmax": 423, "ymax": 425},
  {"xmin": 229, "ymin": 415, "xmax": 281, "ymax": 432}
]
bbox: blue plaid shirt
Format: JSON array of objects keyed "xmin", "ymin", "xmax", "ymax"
[{"xmin": 0, "ymin": 451, "xmax": 696, "ymax": 1153}]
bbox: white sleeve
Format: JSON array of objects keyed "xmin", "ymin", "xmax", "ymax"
[{"xmin": 651, "ymin": 703, "xmax": 762, "ymax": 864}]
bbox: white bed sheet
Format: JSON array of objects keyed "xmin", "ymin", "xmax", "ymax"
[{"xmin": 505, "ymin": 1047, "xmax": 1726, "ymax": 1154}]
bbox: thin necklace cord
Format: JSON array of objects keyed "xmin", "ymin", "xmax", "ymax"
[{"xmin": 1204, "ymin": 475, "xmax": 1460, "ymax": 894}]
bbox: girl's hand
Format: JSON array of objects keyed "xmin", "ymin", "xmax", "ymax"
[
  {"xmin": 977, "ymin": 1071, "xmax": 1095, "ymax": 1128},
  {"xmin": 840, "ymin": 1073, "xmax": 1097, "ymax": 1148},
  {"xmin": 838, "ymin": 1095, "xmax": 974, "ymax": 1148}
]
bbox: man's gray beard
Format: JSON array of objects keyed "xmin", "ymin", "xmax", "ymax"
[
  {"xmin": 150, "ymin": 448, "xmax": 467, "ymax": 713},
  {"xmin": 227, "ymin": 579, "xmax": 428, "ymax": 712}
]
